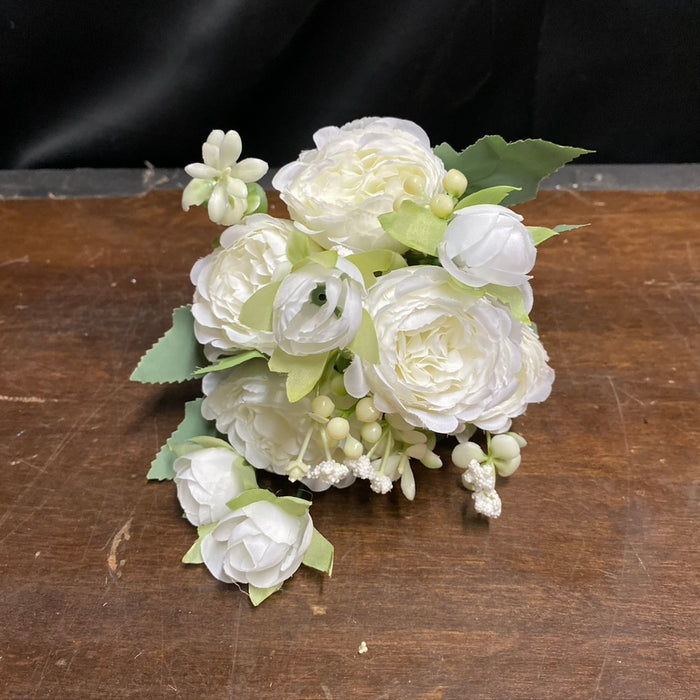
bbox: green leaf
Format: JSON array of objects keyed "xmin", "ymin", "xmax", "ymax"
[
  {"xmin": 147, "ymin": 399, "xmax": 217, "ymax": 480},
  {"xmin": 225, "ymin": 489, "xmax": 311, "ymax": 518},
  {"xmin": 193, "ymin": 350, "xmax": 266, "ymax": 376},
  {"xmin": 434, "ymin": 136, "xmax": 592, "ymax": 206},
  {"xmin": 347, "ymin": 310, "xmax": 379, "ymax": 364},
  {"xmin": 269, "ymin": 348, "xmax": 329, "ymax": 403},
  {"xmin": 346, "ymin": 250, "xmax": 407, "ymax": 288},
  {"xmin": 287, "ymin": 228, "xmax": 311, "ymax": 265},
  {"xmin": 483, "ymin": 284, "xmax": 531, "ymax": 324},
  {"xmin": 379, "ymin": 201, "xmax": 448, "ymax": 255},
  {"xmin": 275, "ymin": 495, "xmax": 313, "ymax": 519},
  {"xmin": 307, "ymin": 250, "xmax": 339, "ymax": 269},
  {"xmin": 245, "ymin": 182, "xmax": 268, "ymax": 215},
  {"xmin": 554, "ymin": 223, "xmax": 589, "ymax": 234},
  {"xmin": 226, "ymin": 488, "xmax": 277, "ymax": 512},
  {"xmin": 187, "ymin": 435, "xmax": 237, "ymax": 451},
  {"xmin": 528, "ymin": 223, "xmax": 588, "ymax": 246},
  {"xmin": 454, "ymin": 185, "xmax": 521, "ymax": 209},
  {"xmin": 249, "ymin": 583, "xmax": 283, "ymax": 606},
  {"xmin": 302, "ymin": 529, "xmax": 334, "ymax": 576},
  {"xmin": 239, "ymin": 282, "xmax": 281, "ymax": 331},
  {"xmin": 130, "ymin": 306, "xmax": 205, "ymax": 384},
  {"xmin": 182, "ymin": 539, "xmax": 203, "ymax": 565},
  {"xmin": 182, "ymin": 523, "xmax": 217, "ymax": 565}
]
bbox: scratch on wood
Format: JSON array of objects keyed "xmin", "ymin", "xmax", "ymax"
[
  {"xmin": 0, "ymin": 255, "xmax": 29, "ymax": 266},
  {"xmin": 606, "ymin": 376, "xmax": 630, "ymax": 454},
  {"xmin": 107, "ymin": 518, "xmax": 132, "ymax": 578},
  {"xmin": 226, "ymin": 598, "xmax": 243, "ymax": 699},
  {"xmin": 0, "ymin": 394, "xmax": 57, "ymax": 404}
]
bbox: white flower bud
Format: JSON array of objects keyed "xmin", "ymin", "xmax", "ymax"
[{"xmin": 490, "ymin": 433, "xmax": 521, "ymax": 461}]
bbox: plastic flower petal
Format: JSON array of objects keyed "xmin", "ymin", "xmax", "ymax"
[{"xmin": 182, "ymin": 129, "xmax": 268, "ymax": 226}]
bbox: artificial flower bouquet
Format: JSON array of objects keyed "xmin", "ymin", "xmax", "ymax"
[{"xmin": 132, "ymin": 117, "xmax": 589, "ymax": 605}]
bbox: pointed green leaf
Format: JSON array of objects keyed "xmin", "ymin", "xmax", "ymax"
[
  {"xmin": 249, "ymin": 583, "xmax": 283, "ymax": 606},
  {"xmin": 131, "ymin": 306, "xmax": 205, "ymax": 384},
  {"xmin": 347, "ymin": 310, "xmax": 379, "ymax": 364},
  {"xmin": 379, "ymin": 201, "xmax": 448, "ymax": 255},
  {"xmin": 528, "ymin": 224, "xmax": 588, "ymax": 246},
  {"xmin": 483, "ymin": 284, "xmax": 531, "ymax": 324},
  {"xmin": 302, "ymin": 528, "xmax": 334, "ymax": 576},
  {"xmin": 307, "ymin": 250, "xmax": 339, "ymax": 269},
  {"xmin": 226, "ymin": 488, "xmax": 277, "ymax": 512},
  {"xmin": 182, "ymin": 523, "xmax": 217, "ymax": 565},
  {"xmin": 147, "ymin": 399, "xmax": 217, "ymax": 480},
  {"xmin": 193, "ymin": 350, "xmax": 266, "ymax": 376},
  {"xmin": 275, "ymin": 495, "xmax": 313, "ymax": 519},
  {"xmin": 182, "ymin": 539, "xmax": 204, "ymax": 565},
  {"xmin": 239, "ymin": 282, "xmax": 281, "ymax": 331},
  {"xmin": 347, "ymin": 250, "xmax": 407, "ymax": 288},
  {"xmin": 454, "ymin": 185, "xmax": 521, "ymax": 209},
  {"xmin": 528, "ymin": 226, "xmax": 559, "ymax": 246},
  {"xmin": 287, "ymin": 228, "xmax": 311, "ymax": 265},
  {"xmin": 269, "ymin": 348, "xmax": 329, "ymax": 402},
  {"xmin": 434, "ymin": 136, "xmax": 592, "ymax": 206},
  {"xmin": 187, "ymin": 436, "xmax": 238, "ymax": 451},
  {"xmin": 554, "ymin": 224, "xmax": 589, "ymax": 233}
]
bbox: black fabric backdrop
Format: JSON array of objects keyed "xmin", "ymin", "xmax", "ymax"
[{"xmin": 2, "ymin": 0, "xmax": 698, "ymax": 168}]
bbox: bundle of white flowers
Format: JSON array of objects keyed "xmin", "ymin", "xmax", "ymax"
[{"xmin": 132, "ymin": 118, "xmax": 589, "ymax": 604}]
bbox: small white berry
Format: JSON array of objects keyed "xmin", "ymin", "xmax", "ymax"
[
  {"xmin": 326, "ymin": 417, "xmax": 350, "ymax": 441},
  {"xmin": 355, "ymin": 397, "xmax": 381, "ymax": 423},
  {"xmin": 311, "ymin": 395, "xmax": 335, "ymax": 418},
  {"xmin": 443, "ymin": 169, "xmax": 468, "ymax": 197},
  {"xmin": 343, "ymin": 436, "xmax": 364, "ymax": 460},
  {"xmin": 430, "ymin": 193, "xmax": 454, "ymax": 219},
  {"xmin": 360, "ymin": 422, "xmax": 382, "ymax": 443}
]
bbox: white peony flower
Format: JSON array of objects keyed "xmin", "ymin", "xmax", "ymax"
[
  {"xmin": 200, "ymin": 495, "xmax": 314, "ymax": 589},
  {"xmin": 190, "ymin": 214, "xmax": 293, "ymax": 359},
  {"xmin": 201, "ymin": 360, "xmax": 324, "ymax": 474},
  {"xmin": 438, "ymin": 204, "xmax": 536, "ymax": 288},
  {"xmin": 173, "ymin": 446, "xmax": 253, "ymax": 527},
  {"xmin": 273, "ymin": 117, "xmax": 447, "ymax": 253},
  {"xmin": 273, "ymin": 258, "xmax": 365, "ymax": 356},
  {"xmin": 474, "ymin": 324, "xmax": 555, "ymax": 432},
  {"xmin": 182, "ymin": 129, "xmax": 268, "ymax": 226},
  {"xmin": 344, "ymin": 266, "xmax": 523, "ymax": 434}
]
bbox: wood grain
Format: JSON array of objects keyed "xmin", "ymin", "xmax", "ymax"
[{"xmin": 0, "ymin": 189, "xmax": 698, "ymax": 699}]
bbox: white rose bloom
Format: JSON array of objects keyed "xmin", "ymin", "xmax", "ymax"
[
  {"xmin": 273, "ymin": 117, "xmax": 447, "ymax": 253},
  {"xmin": 475, "ymin": 324, "xmax": 555, "ymax": 432},
  {"xmin": 344, "ymin": 266, "xmax": 523, "ymax": 434},
  {"xmin": 201, "ymin": 498, "xmax": 314, "ymax": 589},
  {"xmin": 182, "ymin": 129, "xmax": 268, "ymax": 226},
  {"xmin": 273, "ymin": 258, "xmax": 365, "ymax": 356},
  {"xmin": 190, "ymin": 214, "xmax": 293, "ymax": 359},
  {"xmin": 438, "ymin": 204, "xmax": 537, "ymax": 288},
  {"xmin": 201, "ymin": 360, "xmax": 323, "ymax": 474},
  {"xmin": 173, "ymin": 446, "xmax": 251, "ymax": 527}
]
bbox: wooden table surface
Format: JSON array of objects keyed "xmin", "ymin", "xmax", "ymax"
[{"xmin": 1, "ymin": 187, "xmax": 698, "ymax": 699}]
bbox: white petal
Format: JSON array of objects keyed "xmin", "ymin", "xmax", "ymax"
[
  {"xmin": 206, "ymin": 129, "xmax": 225, "ymax": 147},
  {"xmin": 181, "ymin": 179, "xmax": 214, "ymax": 210},
  {"xmin": 202, "ymin": 142, "xmax": 220, "ymax": 169},
  {"xmin": 219, "ymin": 130, "xmax": 243, "ymax": 167},
  {"xmin": 207, "ymin": 184, "xmax": 228, "ymax": 224},
  {"xmin": 184, "ymin": 162, "xmax": 218, "ymax": 179},
  {"xmin": 232, "ymin": 157, "xmax": 268, "ymax": 182},
  {"xmin": 225, "ymin": 177, "xmax": 248, "ymax": 199}
]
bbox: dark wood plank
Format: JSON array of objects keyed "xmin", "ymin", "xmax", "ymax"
[{"xmin": 0, "ymin": 190, "xmax": 698, "ymax": 699}]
